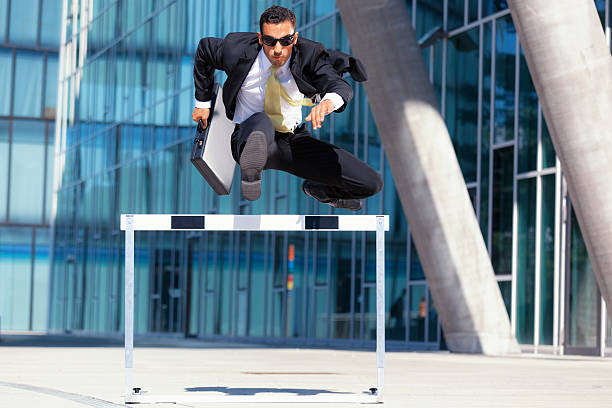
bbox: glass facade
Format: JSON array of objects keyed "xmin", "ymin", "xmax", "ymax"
[
  {"xmin": 34, "ymin": 0, "xmax": 612, "ymax": 354},
  {"xmin": 0, "ymin": 0, "xmax": 60, "ymax": 332}
]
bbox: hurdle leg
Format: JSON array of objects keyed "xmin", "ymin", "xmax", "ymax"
[
  {"xmin": 375, "ymin": 216, "xmax": 385, "ymax": 403},
  {"xmin": 125, "ymin": 215, "xmax": 135, "ymax": 401}
]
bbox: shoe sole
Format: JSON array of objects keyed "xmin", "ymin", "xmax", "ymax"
[
  {"xmin": 303, "ymin": 181, "xmax": 362, "ymax": 211},
  {"xmin": 331, "ymin": 200, "xmax": 362, "ymax": 211},
  {"xmin": 240, "ymin": 131, "xmax": 267, "ymax": 201}
]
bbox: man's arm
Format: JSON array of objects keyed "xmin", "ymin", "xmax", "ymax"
[
  {"xmin": 193, "ymin": 37, "xmax": 224, "ymax": 125},
  {"xmin": 304, "ymin": 44, "xmax": 354, "ymax": 129},
  {"xmin": 308, "ymin": 44, "xmax": 354, "ymax": 113}
]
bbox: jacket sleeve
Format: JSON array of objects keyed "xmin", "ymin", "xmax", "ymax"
[
  {"xmin": 327, "ymin": 49, "xmax": 368, "ymax": 82},
  {"xmin": 309, "ymin": 45, "xmax": 354, "ymax": 113},
  {"xmin": 193, "ymin": 37, "xmax": 225, "ymax": 103}
]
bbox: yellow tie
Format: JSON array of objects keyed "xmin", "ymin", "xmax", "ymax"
[{"xmin": 264, "ymin": 66, "xmax": 314, "ymax": 133}]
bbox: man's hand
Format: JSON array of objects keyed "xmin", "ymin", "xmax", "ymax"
[
  {"xmin": 305, "ymin": 99, "xmax": 334, "ymax": 130},
  {"xmin": 192, "ymin": 107, "xmax": 211, "ymax": 128}
]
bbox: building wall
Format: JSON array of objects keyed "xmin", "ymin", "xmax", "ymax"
[
  {"xmin": 49, "ymin": 0, "xmax": 612, "ymax": 353},
  {"xmin": 0, "ymin": 0, "xmax": 61, "ymax": 332}
]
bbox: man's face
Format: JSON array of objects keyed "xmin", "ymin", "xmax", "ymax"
[{"xmin": 258, "ymin": 21, "xmax": 298, "ymax": 67}]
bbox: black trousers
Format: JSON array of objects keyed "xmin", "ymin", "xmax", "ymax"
[{"xmin": 230, "ymin": 112, "xmax": 383, "ymax": 200}]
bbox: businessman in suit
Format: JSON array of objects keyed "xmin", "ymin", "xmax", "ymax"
[{"xmin": 192, "ymin": 5, "xmax": 382, "ymax": 210}]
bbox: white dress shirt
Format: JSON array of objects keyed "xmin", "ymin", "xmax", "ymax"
[{"xmin": 195, "ymin": 48, "xmax": 344, "ymax": 130}]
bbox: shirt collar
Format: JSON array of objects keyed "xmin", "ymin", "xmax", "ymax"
[{"xmin": 259, "ymin": 47, "xmax": 291, "ymax": 74}]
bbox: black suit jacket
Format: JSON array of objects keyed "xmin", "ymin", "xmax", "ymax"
[{"xmin": 193, "ymin": 32, "xmax": 354, "ymax": 121}]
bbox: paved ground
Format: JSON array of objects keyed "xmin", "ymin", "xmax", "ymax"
[{"xmin": 0, "ymin": 333, "xmax": 611, "ymax": 407}]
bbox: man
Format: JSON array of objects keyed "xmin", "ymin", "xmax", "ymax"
[{"xmin": 192, "ymin": 5, "xmax": 382, "ymax": 210}]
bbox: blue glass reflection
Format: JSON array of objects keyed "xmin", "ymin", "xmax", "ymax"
[
  {"xmin": 0, "ymin": 0, "xmax": 7, "ymax": 43},
  {"xmin": 10, "ymin": 120, "xmax": 46, "ymax": 224},
  {"xmin": 446, "ymin": 27, "xmax": 479, "ymax": 183},
  {"xmin": 14, "ymin": 51, "xmax": 44, "ymax": 117},
  {"xmin": 0, "ymin": 120, "xmax": 8, "ymax": 219},
  {"xmin": 0, "ymin": 49, "xmax": 13, "ymax": 115},
  {"xmin": 9, "ymin": 0, "xmax": 40, "ymax": 46},
  {"xmin": 494, "ymin": 15, "xmax": 515, "ymax": 144},
  {"xmin": 41, "ymin": 0, "xmax": 62, "ymax": 48},
  {"xmin": 45, "ymin": 54, "xmax": 59, "ymax": 119}
]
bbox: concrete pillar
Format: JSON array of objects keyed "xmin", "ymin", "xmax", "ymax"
[
  {"xmin": 337, "ymin": 0, "xmax": 519, "ymax": 354},
  {"xmin": 507, "ymin": 0, "xmax": 612, "ymax": 319}
]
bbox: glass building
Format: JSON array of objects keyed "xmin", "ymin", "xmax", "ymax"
[
  {"xmin": 0, "ymin": 0, "xmax": 61, "ymax": 332},
  {"xmin": 34, "ymin": 0, "xmax": 612, "ymax": 355}
]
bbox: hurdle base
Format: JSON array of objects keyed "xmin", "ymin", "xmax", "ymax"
[{"xmin": 124, "ymin": 391, "xmax": 380, "ymax": 404}]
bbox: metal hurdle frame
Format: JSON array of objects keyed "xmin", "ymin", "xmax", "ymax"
[{"xmin": 121, "ymin": 214, "xmax": 389, "ymax": 404}]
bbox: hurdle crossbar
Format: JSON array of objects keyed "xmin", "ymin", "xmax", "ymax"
[{"xmin": 121, "ymin": 214, "xmax": 389, "ymax": 404}]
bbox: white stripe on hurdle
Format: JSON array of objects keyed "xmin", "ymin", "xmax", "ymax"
[
  {"xmin": 120, "ymin": 214, "xmax": 389, "ymax": 231},
  {"xmin": 122, "ymin": 214, "xmax": 388, "ymax": 404}
]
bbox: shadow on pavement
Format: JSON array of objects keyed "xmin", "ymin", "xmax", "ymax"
[{"xmin": 185, "ymin": 386, "xmax": 350, "ymax": 395}]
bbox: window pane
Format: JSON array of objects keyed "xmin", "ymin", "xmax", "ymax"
[
  {"xmin": 410, "ymin": 239, "xmax": 424, "ymax": 280},
  {"xmin": 408, "ymin": 285, "xmax": 426, "ymax": 342},
  {"xmin": 249, "ymin": 232, "xmax": 266, "ymax": 336},
  {"xmin": 482, "ymin": 0, "xmax": 507, "ymax": 17},
  {"xmin": 331, "ymin": 233, "xmax": 352, "ymax": 339},
  {"xmin": 41, "ymin": 0, "xmax": 63, "ymax": 48},
  {"xmin": 480, "ymin": 22, "xmax": 492, "ymax": 242},
  {"xmin": 315, "ymin": 232, "xmax": 328, "ymax": 284},
  {"xmin": 0, "ymin": 49, "xmax": 13, "ymax": 115},
  {"xmin": 447, "ymin": 0, "xmax": 464, "ymax": 31},
  {"xmin": 428, "ymin": 289, "xmax": 439, "ymax": 342},
  {"xmin": 0, "ymin": 0, "xmax": 7, "ymax": 43},
  {"xmin": 595, "ymin": 0, "xmax": 605, "ymax": 27},
  {"xmin": 0, "ymin": 120, "xmax": 8, "ymax": 220},
  {"xmin": 518, "ymin": 49, "xmax": 537, "ymax": 173},
  {"xmin": 363, "ymin": 286, "xmax": 376, "ymax": 340},
  {"xmin": 389, "ymin": 286, "xmax": 407, "ymax": 342},
  {"xmin": 498, "ymin": 280, "xmax": 511, "ymax": 316},
  {"xmin": 9, "ymin": 0, "xmax": 40, "ymax": 46},
  {"xmin": 14, "ymin": 51, "xmax": 44, "ymax": 117},
  {"xmin": 539, "ymin": 174, "xmax": 555, "ymax": 345},
  {"xmin": 314, "ymin": 288, "xmax": 328, "ymax": 339},
  {"xmin": 387, "ymin": 198, "xmax": 407, "ymax": 341},
  {"xmin": 314, "ymin": 0, "xmax": 335, "ymax": 19},
  {"xmin": 287, "ymin": 233, "xmax": 305, "ymax": 338},
  {"xmin": 541, "ymin": 117, "xmax": 556, "ymax": 169},
  {"xmin": 494, "ymin": 15, "xmax": 515, "ymax": 144},
  {"xmin": 313, "ymin": 15, "xmax": 333, "ymax": 49},
  {"xmin": 568, "ymin": 211, "xmax": 598, "ymax": 348},
  {"xmin": 45, "ymin": 131, "xmax": 54, "ymax": 223},
  {"xmin": 516, "ymin": 177, "xmax": 535, "ymax": 344},
  {"xmin": 415, "ymin": 0, "xmax": 443, "ymax": 38},
  {"xmin": 0, "ymin": 226, "xmax": 33, "ymax": 330},
  {"xmin": 45, "ymin": 54, "xmax": 59, "ymax": 119},
  {"xmin": 32, "ymin": 227, "xmax": 51, "ymax": 331},
  {"xmin": 491, "ymin": 147, "xmax": 513, "ymax": 275},
  {"xmin": 468, "ymin": 0, "xmax": 478, "ymax": 22},
  {"xmin": 9, "ymin": 120, "xmax": 46, "ymax": 224},
  {"xmin": 446, "ymin": 27, "xmax": 479, "ymax": 183}
]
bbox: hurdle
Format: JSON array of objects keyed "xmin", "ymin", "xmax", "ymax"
[{"xmin": 121, "ymin": 214, "xmax": 389, "ymax": 404}]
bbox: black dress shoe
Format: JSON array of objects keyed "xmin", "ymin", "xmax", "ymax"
[
  {"xmin": 302, "ymin": 181, "xmax": 362, "ymax": 211},
  {"xmin": 239, "ymin": 131, "xmax": 267, "ymax": 201}
]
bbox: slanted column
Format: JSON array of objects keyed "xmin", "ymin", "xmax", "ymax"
[
  {"xmin": 337, "ymin": 0, "xmax": 519, "ymax": 354},
  {"xmin": 508, "ymin": 0, "xmax": 612, "ymax": 318}
]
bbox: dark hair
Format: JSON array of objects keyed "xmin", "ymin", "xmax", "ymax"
[{"xmin": 259, "ymin": 5, "xmax": 297, "ymax": 33}]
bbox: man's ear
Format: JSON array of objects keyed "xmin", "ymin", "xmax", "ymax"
[
  {"xmin": 293, "ymin": 32, "xmax": 299, "ymax": 44},
  {"xmin": 257, "ymin": 32, "xmax": 262, "ymax": 45}
]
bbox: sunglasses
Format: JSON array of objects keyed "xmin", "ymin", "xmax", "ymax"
[{"xmin": 261, "ymin": 33, "xmax": 295, "ymax": 47}]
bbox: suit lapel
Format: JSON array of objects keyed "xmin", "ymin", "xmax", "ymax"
[{"xmin": 290, "ymin": 40, "xmax": 317, "ymax": 97}]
